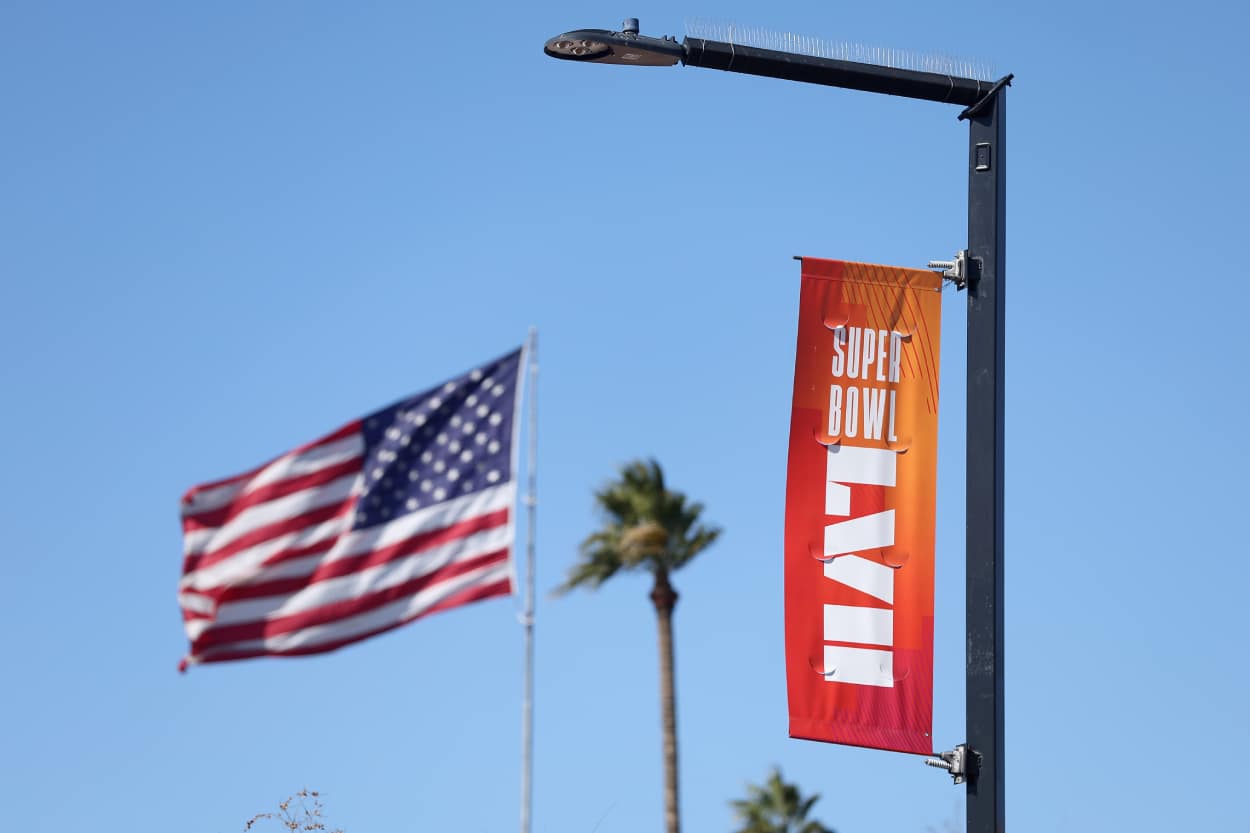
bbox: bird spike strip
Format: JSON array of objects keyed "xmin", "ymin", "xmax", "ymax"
[{"xmin": 684, "ymin": 18, "xmax": 996, "ymax": 83}]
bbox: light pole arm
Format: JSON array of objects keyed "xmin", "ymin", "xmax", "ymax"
[{"xmin": 681, "ymin": 38, "xmax": 995, "ymax": 106}]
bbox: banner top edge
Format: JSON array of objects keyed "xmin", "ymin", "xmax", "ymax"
[{"xmin": 799, "ymin": 256, "xmax": 944, "ymax": 292}]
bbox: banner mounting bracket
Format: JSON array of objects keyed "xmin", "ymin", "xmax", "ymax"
[
  {"xmin": 924, "ymin": 743, "xmax": 976, "ymax": 785},
  {"xmin": 928, "ymin": 250, "xmax": 970, "ymax": 290}
]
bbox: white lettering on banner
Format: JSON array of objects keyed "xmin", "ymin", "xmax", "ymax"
[
  {"xmin": 824, "ymin": 555, "xmax": 893, "ymax": 604},
  {"xmin": 824, "ymin": 604, "xmax": 892, "ymax": 646},
  {"xmin": 831, "ymin": 328, "xmax": 847, "ymax": 376},
  {"xmin": 823, "ymin": 645, "xmax": 894, "ymax": 688},
  {"xmin": 823, "ymin": 444, "xmax": 895, "ymax": 518},
  {"xmin": 828, "ymin": 328, "xmax": 907, "ymax": 447},
  {"xmin": 830, "ymin": 327, "xmax": 904, "ymax": 382},
  {"xmin": 822, "ymin": 444, "xmax": 897, "ymax": 688},
  {"xmin": 846, "ymin": 328, "xmax": 861, "ymax": 379},
  {"xmin": 861, "ymin": 330, "xmax": 876, "ymax": 378},
  {"xmin": 889, "ymin": 332, "xmax": 902, "ymax": 383},
  {"xmin": 876, "ymin": 331, "xmax": 890, "ymax": 382},
  {"xmin": 824, "ymin": 511, "xmax": 895, "ymax": 556},
  {"xmin": 862, "ymin": 388, "xmax": 888, "ymax": 441},
  {"xmin": 828, "ymin": 385, "xmax": 843, "ymax": 438},
  {"xmin": 844, "ymin": 387, "xmax": 859, "ymax": 438},
  {"xmin": 831, "ymin": 384, "xmax": 904, "ymax": 443}
]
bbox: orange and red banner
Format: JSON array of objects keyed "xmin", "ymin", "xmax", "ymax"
[{"xmin": 784, "ymin": 258, "xmax": 942, "ymax": 755}]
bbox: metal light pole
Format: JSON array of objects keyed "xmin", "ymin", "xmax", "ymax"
[
  {"xmin": 963, "ymin": 84, "xmax": 1006, "ymax": 833},
  {"xmin": 544, "ymin": 18, "xmax": 1010, "ymax": 833}
]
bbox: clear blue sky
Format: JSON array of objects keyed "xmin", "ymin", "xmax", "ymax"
[{"xmin": 3, "ymin": 2, "xmax": 1247, "ymax": 831}]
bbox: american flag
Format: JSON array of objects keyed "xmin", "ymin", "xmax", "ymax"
[{"xmin": 177, "ymin": 347, "xmax": 524, "ymax": 670}]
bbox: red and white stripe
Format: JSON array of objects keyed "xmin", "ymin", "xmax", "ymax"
[{"xmin": 177, "ymin": 422, "xmax": 514, "ymax": 669}]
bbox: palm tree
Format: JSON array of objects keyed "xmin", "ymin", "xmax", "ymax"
[
  {"xmin": 557, "ymin": 459, "xmax": 720, "ymax": 833},
  {"xmin": 730, "ymin": 768, "xmax": 835, "ymax": 833}
]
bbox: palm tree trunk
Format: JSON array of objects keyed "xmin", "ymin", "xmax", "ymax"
[{"xmin": 650, "ymin": 568, "xmax": 680, "ymax": 833}]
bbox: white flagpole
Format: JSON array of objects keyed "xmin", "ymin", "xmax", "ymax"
[{"xmin": 520, "ymin": 327, "xmax": 538, "ymax": 833}]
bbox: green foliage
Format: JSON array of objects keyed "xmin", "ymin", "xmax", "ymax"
[
  {"xmin": 730, "ymin": 768, "xmax": 835, "ymax": 833},
  {"xmin": 557, "ymin": 458, "xmax": 722, "ymax": 592}
]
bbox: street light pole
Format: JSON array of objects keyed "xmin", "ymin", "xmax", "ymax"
[
  {"xmin": 544, "ymin": 20, "xmax": 1010, "ymax": 833},
  {"xmin": 964, "ymin": 87, "xmax": 1006, "ymax": 833}
]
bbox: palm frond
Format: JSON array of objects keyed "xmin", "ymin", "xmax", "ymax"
[
  {"xmin": 554, "ymin": 529, "xmax": 625, "ymax": 594},
  {"xmin": 730, "ymin": 768, "xmax": 835, "ymax": 833},
  {"xmin": 558, "ymin": 458, "xmax": 722, "ymax": 594}
]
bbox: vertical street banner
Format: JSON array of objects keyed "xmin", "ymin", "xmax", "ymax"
[{"xmin": 785, "ymin": 257, "xmax": 942, "ymax": 755}]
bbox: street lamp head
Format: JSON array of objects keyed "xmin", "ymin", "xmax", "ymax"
[
  {"xmin": 544, "ymin": 35, "xmax": 614, "ymax": 62},
  {"xmin": 543, "ymin": 19, "xmax": 684, "ymax": 67}
]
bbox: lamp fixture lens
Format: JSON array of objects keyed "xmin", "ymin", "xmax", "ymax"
[{"xmin": 548, "ymin": 38, "xmax": 611, "ymax": 59}]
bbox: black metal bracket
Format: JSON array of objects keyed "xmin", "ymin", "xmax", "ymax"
[
  {"xmin": 958, "ymin": 74, "xmax": 1014, "ymax": 121},
  {"xmin": 963, "ymin": 252, "xmax": 983, "ymax": 292},
  {"xmin": 925, "ymin": 743, "xmax": 979, "ymax": 785},
  {"xmin": 928, "ymin": 250, "xmax": 971, "ymax": 290}
]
